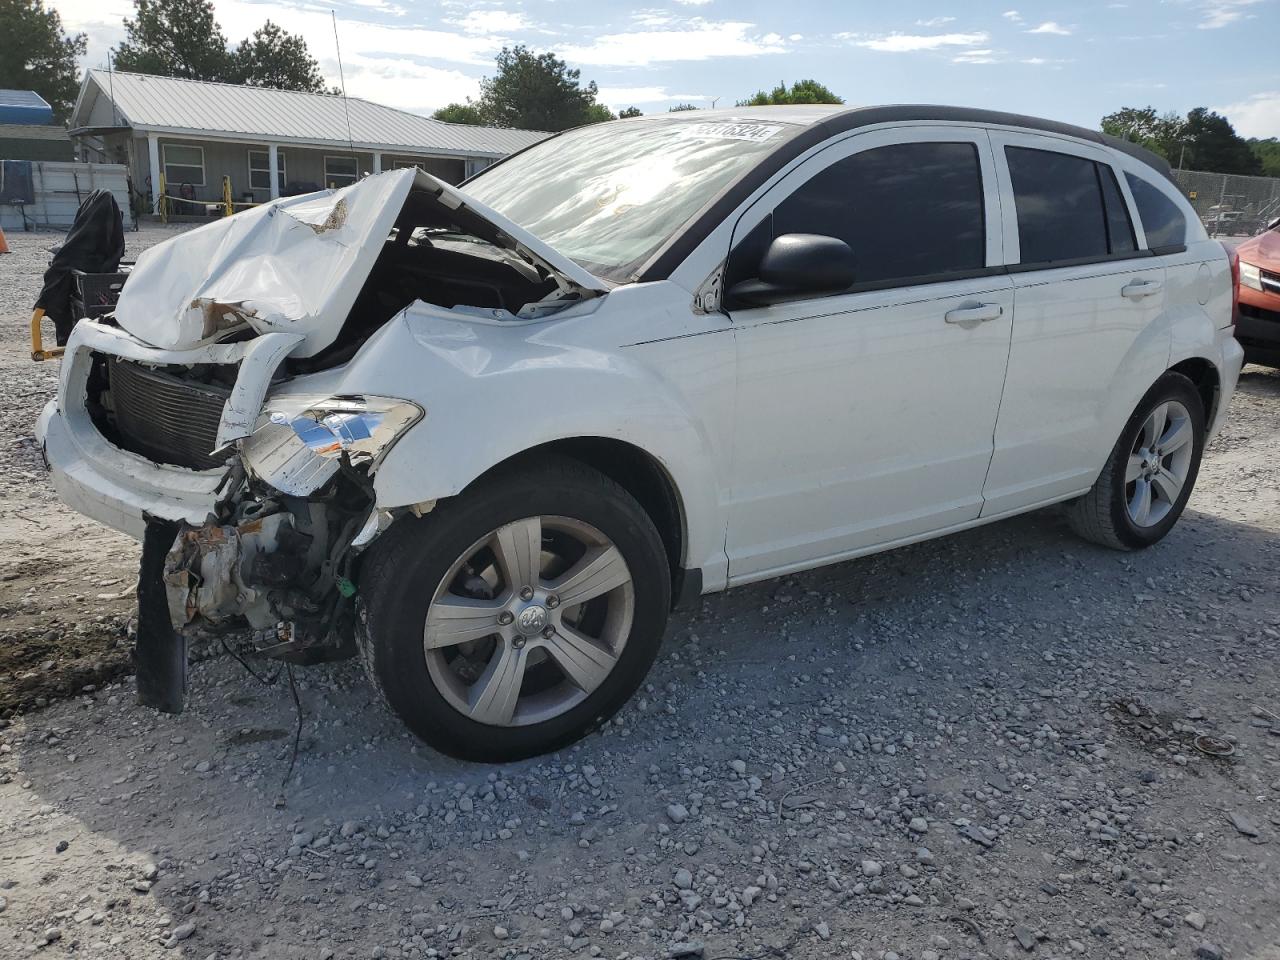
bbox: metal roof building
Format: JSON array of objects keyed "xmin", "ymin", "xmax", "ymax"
[
  {"xmin": 0, "ymin": 89, "xmax": 56, "ymax": 126},
  {"xmin": 69, "ymin": 70, "xmax": 547, "ymax": 215}
]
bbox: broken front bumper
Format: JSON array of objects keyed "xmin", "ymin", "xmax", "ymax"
[{"xmin": 35, "ymin": 321, "xmax": 304, "ymax": 539}]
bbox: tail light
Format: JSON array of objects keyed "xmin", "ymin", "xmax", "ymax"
[{"xmin": 1224, "ymin": 243, "xmax": 1239, "ymax": 332}]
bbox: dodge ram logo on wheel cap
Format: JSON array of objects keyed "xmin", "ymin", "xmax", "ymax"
[{"xmin": 516, "ymin": 604, "xmax": 549, "ymax": 635}]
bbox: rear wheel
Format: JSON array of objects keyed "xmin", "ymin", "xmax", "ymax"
[
  {"xmin": 356, "ymin": 457, "xmax": 670, "ymax": 762},
  {"xmin": 1066, "ymin": 373, "xmax": 1205, "ymax": 550}
]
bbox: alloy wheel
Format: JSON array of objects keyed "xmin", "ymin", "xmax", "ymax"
[
  {"xmin": 1125, "ymin": 399, "xmax": 1194, "ymax": 527},
  {"xmin": 423, "ymin": 516, "xmax": 634, "ymax": 727}
]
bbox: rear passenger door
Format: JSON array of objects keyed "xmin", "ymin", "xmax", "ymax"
[{"xmin": 980, "ymin": 132, "xmax": 1166, "ymax": 516}]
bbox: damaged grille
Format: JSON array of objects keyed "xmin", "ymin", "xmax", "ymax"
[{"xmin": 106, "ymin": 358, "xmax": 231, "ymax": 471}]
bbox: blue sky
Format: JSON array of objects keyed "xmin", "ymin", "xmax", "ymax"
[{"xmin": 55, "ymin": 0, "xmax": 1280, "ymax": 137}]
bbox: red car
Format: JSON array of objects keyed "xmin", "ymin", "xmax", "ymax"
[{"xmin": 1236, "ymin": 217, "xmax": 1280, "ymax": 367}]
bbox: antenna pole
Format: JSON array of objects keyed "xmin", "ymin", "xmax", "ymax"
[{"xmin": 332, "ymin": 10, "xmax": 357, "ymax": 162}]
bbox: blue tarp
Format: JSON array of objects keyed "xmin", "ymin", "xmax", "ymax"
[{"xmin": 0, "ymin": 90, "xmax": 55, "ymax": 126}]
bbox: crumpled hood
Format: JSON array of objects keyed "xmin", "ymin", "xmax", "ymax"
[{"xmin": 113, "ymin": 167, "xmax": 608, "ymax": 358}]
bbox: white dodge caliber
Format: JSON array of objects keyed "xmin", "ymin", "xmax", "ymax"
[{"xmin": 37, "ymin": 106, "xmax": 1244, "ymax": 760}]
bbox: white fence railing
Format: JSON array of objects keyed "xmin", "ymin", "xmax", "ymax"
[{"xmin": 0, "ymin": 161, "xmax": 133, "ymax": 232}]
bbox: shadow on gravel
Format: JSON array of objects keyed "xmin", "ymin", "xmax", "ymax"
[{"xmin": 7, "ymin": 503, "xmax": 1279, "ymax": 957}]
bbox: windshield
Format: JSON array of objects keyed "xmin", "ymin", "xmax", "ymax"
[{"xmin": 463, "ymin": 117, "xmax": 798, "ymax": 282}]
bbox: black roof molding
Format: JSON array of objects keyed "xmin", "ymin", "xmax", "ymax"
[
  {"xmin": 822, "ymin": 105, "xmax": 1173, "ymax": 176},
  {"xmin": 635, "ymin": 104, "xmax": 1175, "ymax": 283}
]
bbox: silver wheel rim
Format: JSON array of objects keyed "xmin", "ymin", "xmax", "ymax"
[
  {"xmin": 423, "ymin": 516, "xmax": 634, "ymax": 727},
  {"xmin": 1125, "ymin": 399, "xmax": 1194, "ymax": 528}
]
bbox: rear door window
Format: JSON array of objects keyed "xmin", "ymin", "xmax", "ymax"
[
  {"xmin": 769, "ymin": 141, "xmax": 986, "ymax": 287},
  {"xmin": 1124, "ymin": 172, "xmax": 1188, "ymax": 251},
  {"xmin": 1005, "ymin": 146, "xmax": 1115, "ymax": 264}
]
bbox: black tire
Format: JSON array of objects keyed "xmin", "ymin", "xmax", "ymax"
[
  {"xmin": 355, "ymin": 456, "xmax": 671, "ymax": 762},
  {"xmin": 1066, "ymin": 372, "xmax": 1205, "ymax": 550}
]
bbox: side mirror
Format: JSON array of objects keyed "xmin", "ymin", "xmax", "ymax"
[
  {"xmin": 729, "ymin": 233, "xmax": 856, "ymax": 307},
  {"xmin": 1268, "ymin": 216, "xmax": 1280, "ymax": 232}
]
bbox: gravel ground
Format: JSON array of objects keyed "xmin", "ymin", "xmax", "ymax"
[{"xmin": 1, "ymin": 225, "xmax": 1279, "ymax": 960}]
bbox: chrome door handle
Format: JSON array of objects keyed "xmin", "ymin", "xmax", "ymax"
[
  {"xmin": 944, "ymin": 302, "xmax": 1004, "ymax": 324},
  {"xmin": 1121, "ymin": 279, "xmax": 1163, "ymax": 300}
]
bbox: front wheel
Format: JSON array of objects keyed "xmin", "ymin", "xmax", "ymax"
[
  {"xmin": 1066, "ymin": 372, "xmax": 1205, "ymax": 550},
  {"xmin": 355, "ymin": 457, "xmax": 671, "ymax": 762}
]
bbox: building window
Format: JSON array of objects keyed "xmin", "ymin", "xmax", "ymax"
[
  {"xmin": 162, "ymin": 143, "xmax": 205, "ymax": 187},
  {"xmin": 392, "ymin": 160, "xmax": 419, "ymax": 170},
  {"xmin": 248, "ymin": 149, "xmax": 286, "ymax": 191},
  {"xmin": 324, "ymin": 155, "xmax": 359, "ymax": 188}
]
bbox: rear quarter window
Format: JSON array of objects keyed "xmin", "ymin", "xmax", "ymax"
[{"xmin": 1123, "ymin": 172, "xmax": 1188, "ymax": 251}]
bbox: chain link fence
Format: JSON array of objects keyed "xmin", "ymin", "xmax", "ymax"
[{"xmin": 1169, "ymin": 169, "xmax": 1280, "ymax": 238}]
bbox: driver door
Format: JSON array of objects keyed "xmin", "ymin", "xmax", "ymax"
[{"xmin": 724, "ymin": 126, "xmax": 1014, "ymax": 582}]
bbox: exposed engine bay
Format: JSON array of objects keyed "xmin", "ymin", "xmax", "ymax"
[
  {"xmin": 77, "ymin": 172, "xmax": 602, "ymax": 668},
  {"xmin": 160, "ymin": 461, "xmax": 378, "ymax": 663}
]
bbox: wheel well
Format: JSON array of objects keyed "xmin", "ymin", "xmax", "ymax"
[
  {"xmin": 471, "ymin": 438, "xmax": 686, "ymax": 578},
  {"xmin": 1169, "ymin": 357, "xmax": 1220, "ymax": 424}
]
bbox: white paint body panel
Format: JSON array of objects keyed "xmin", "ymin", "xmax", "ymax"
[
  {"xmin": 722, "ymin": 126, "xmax": 1015, "ymax": 579},
  {"xmin": 37, "ymin": 117, "xmax": 1244, "ymax": 600}
]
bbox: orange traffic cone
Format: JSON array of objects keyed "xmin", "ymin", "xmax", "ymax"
[{"xmin": 0, "ymin": 226, "xmax": 9, "ymax": 254}]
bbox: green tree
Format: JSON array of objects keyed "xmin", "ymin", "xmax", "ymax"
[
  {"xmin": 738, "ymin": 79, "xmax": 843, "ymax": 107},
  {"xmin": 114, "ymin": 0, "xmax": 232, "ymax": 80},
  {"xmin": 1182, "ymin": 108, "xmax": 1262, "ymax": 175},
  {"xmin": 618, "ymin": 106, "xmax": 643, "ymax": 119},
  {"xmin": 476, "ymin": 45, "xmax": 605, "ymax": 131},
  {"xmin": 0, "ymin": 0, "xmax": 86, "ymax": 124},
  {"xmin": 433, "ymin": 102, "xmax": 485, "ymax": 125},
  {"xmin": 1250, "ymin": 138, "xmax": 1280, "ymax": 178},
  {"xmin": 230, "ymin": 21, "xmax": 328, "ymax": 93},
  {"xmin": 584, "ymin": 102, "xmax": 616, "ymax": 123},
  {"xmin": 1100, "ymin": 105, "xmax": 1185, "ymax": 161},
  {"xmin": 668, "ymin": 103, "xmax": 700, "ymax": 112}
]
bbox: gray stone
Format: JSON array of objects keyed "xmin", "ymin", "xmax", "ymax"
[{"xmin": 1014, "ymin": 926, "xmax": 1037, "ymax": 951}]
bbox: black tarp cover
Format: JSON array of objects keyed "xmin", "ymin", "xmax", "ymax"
[{"xmin": 33, "ymin": 190, "xmax": 125, "ymax": 344}]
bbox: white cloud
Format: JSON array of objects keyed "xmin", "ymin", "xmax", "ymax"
[
  {"xmin": 916, "ymin": 16, "xmax": 956, "ymax": 26},
  {"xmin": 595, "ymin": 87, "xmax": 712, "ymax": 107},
  {"xmin": 56, "ymin": 0, "xmax": 507, "ymax": 113},
  {"xmin": 447, "ymin": 10, "xmax": 531, "ymax": 35},
  {"xmin": 560, "ymin": 18, "xmax": 787, "ymax": 66},
  {"xmin": 1026, "ymin": 21, "xmax": 1073, "ymax": 35},
  {"xmin": 852, "ymin": 31, "xmax": 990, "ymax": 53},
  {"xmin": 331, "ymin": 53, "xmax": 481, "ymax": 114},
  {"xmin": 673, "ymin": 0, "xmax": 715, "ymax": 4},
  {"xmin": 1197, "ymin": 0, "xmax": 1264, "ymax": 28},
  {"xmin": 1213, "ymin": 91, "xmax": 1280, "ymax": 137},
  {"xmin": 346, "ymin": 0, "xmax": 408, "ymax": 16},
  {"xmin": 1002, "ymin": 10, "xmax": 1024, "ymax": 22},
  {"xmin": 953, "ymin": 48, "xmax": 999, "ymax": 64}
]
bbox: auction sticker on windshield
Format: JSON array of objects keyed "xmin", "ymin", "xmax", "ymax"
[{"xmin": 685, "ymin": 122, "xmax": 785, "ymax": 143}]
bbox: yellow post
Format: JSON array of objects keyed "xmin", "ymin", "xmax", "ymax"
[
  {"xmin": 30, "ymin": 308, "xmax": 63, "ymax": 361},
  {"xmin": 158, "ymin": 172, "xmax": 168, "ymax": 223},
  {"xmin": 223, "ymin": 175, "xmax": 233, "ymax": 217}
]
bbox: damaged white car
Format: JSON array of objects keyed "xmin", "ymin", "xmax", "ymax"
[{"xmin": 38, "ymin": 106, "xmax": 1243, "ymax": 761}]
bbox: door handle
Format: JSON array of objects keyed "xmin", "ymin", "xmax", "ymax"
[
  {"xmin": 1121, "ymin": 279, "xmax": 1163, "ymax": 300},
  {"xmin": 944, "ymin": 302, "xmax": 1003, "ymax": 324}
]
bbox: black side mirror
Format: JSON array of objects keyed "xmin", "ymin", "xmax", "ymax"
[{"xmin": 729, "ymin": 233, "xmax": 856, "ymax": 307}]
